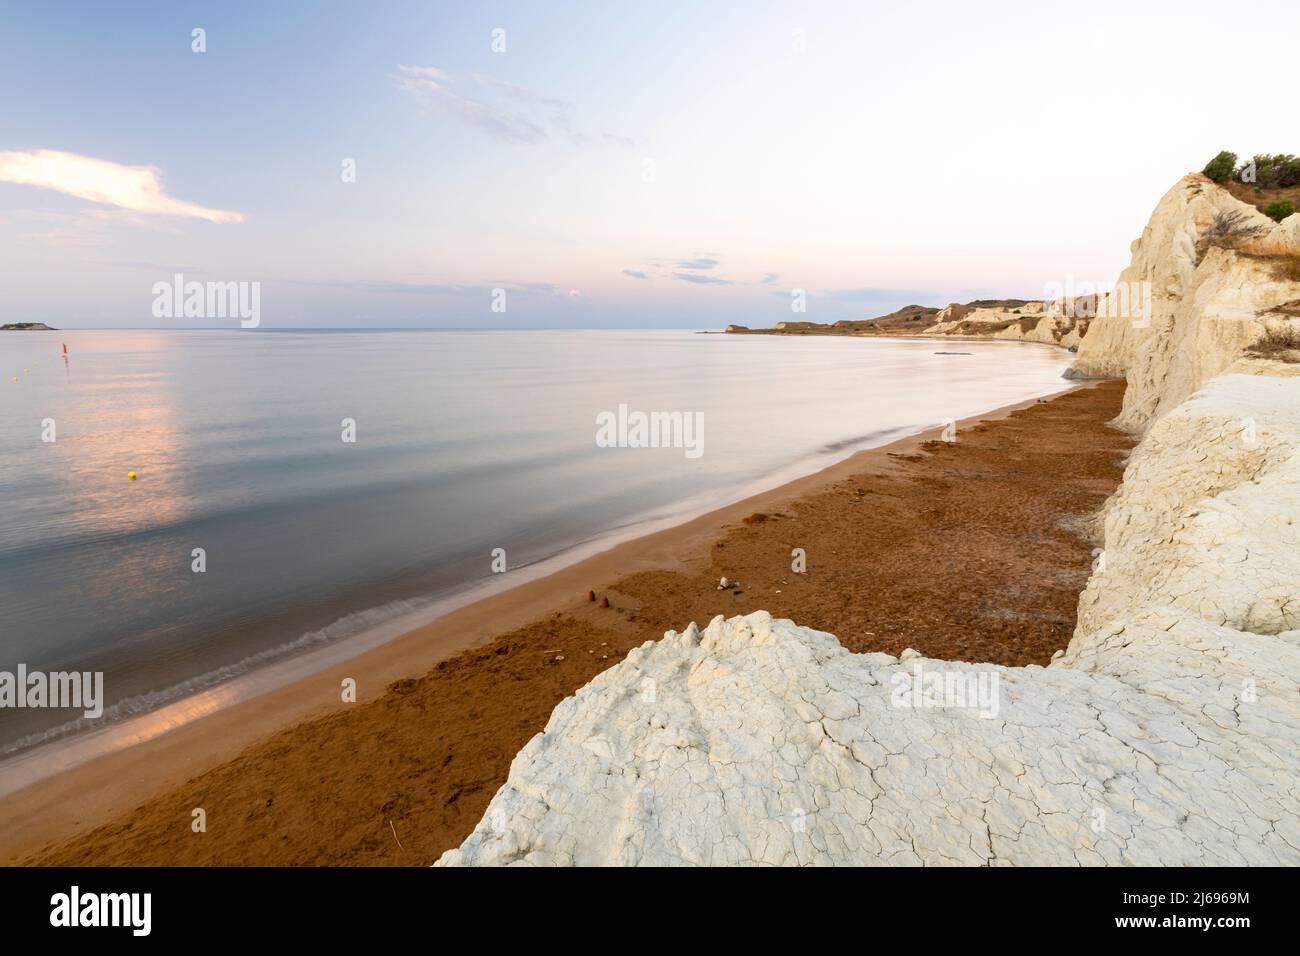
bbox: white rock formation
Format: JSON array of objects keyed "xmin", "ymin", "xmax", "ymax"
[
  {"xmin": 924, "ymin": 301, "xmax": 1088, "ymax": 348},
  {"xmin": 437, "ymin": 178, "xmax": 1300, "ymax": 866},
  {"xmin": 1076, "ymin": 371, "xmax": 1300, "ymax": 641},
  {"xmin": 1069, "ymin": 174, "xmax": 1300, "ymax": 433},
  {"xmin": 994, "ymin": 311, "xmax": 1086, "ymax": 349}
]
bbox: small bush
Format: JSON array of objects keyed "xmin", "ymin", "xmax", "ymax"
[
  {"xmin": 1241, "ymin": 154, "xmax": 1300, "ymax": 189},
  {"xmin": 1203, "ymin": 150, "xmax": 1238, "ymax": 183},
  {"xmin": 1261, "ymin": 300, "xmax": 1300, "ymax": 318},
  {"xmin": 1245, "ymin": 323, "xmax": 1300, "ymax": 362},
  {"xmin": 1265, "ymin": 200, "xmax": 1296, "ymax": 222},
  {"xmin": 1204, "ymin": 151, "xmax": 1300, "ymax": 189},
  {"xmin": 1198, "ymin": 210, "xmax": 1269, "ymax": 259}
]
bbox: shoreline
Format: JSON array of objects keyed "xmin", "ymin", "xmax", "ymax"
[
  {"xmin": 1, "ymin": 333, "xmax": 1074, "ymax": 767},
  {"xmin": 0, "ymin": 343, "xmax": 1072, "ymax": 777},
  {"xmin": 0, "ymin": 375, "xmax": 1112, "ymax": 865}
]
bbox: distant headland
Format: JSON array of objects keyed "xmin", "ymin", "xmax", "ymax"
[{"xmin": 1, "ymin": 323, "xmax": 57, "ymax": 331}]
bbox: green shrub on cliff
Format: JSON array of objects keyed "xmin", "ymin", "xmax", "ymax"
[
  {"xmin": 1205, "ymin": 151, "xmax": 1300, "ymax": 188},
  {"xmin": 1266, "ymin": 200, "xmax": 1296, "ymax": 222},
  {"xmin": 1203, "ymin": 151, "xmax": 1238, "ymax": 183},
  {"xmin": 1244, "ymin": 154, "xmax": 1300, "ymax": 189}
]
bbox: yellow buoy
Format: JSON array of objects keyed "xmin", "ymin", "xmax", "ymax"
[{"xmin": 128, "ymin": 471, "xmax": 138, "ymax": 481}]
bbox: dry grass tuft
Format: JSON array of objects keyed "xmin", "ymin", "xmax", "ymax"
[
  {"xmin": 1245, "ymin": 323, "xmax": 1300, "ymax": 363},
  {"xmin": 1245, "ymin": 242, "xmax": 1300, "ymax": 282},
  {"xmin": 1259, "ymin": 299, "xmax": 1300, "ymax": 318},
  {"xmin": 1198, "ymin": 210, "xmax": 1270, "ymax": 260},
  {"xmin": 1214, "ymin": 231, "xmax": 1300, "ymax": 282},
  {"xmin": 1221, "ymin": 179, "xmax": 1300, "ymax": 218},
  {"xmin": 1272, "ymin": 252, "xmax": 1300, "ymax": 282}
]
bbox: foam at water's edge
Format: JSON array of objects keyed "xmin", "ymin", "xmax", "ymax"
[{"xmin": 0, "ymin": 596, "xmax": 440, "ymax": 759}]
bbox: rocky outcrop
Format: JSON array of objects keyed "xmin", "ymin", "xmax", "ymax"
[
  {"xmin": 438, "ymin": 176, "xmax": 1300, "ymax": 866},
  {"xmin": 1074, "ymin": 371, "xmax": 1300, "ymax": 645},
  {"xmin": 726, "ymin": 299, "xmax": 1091, "ymax": 344},
  {"xmin": 924, "ymin": 301, "xmax": 1088, "ymax": 347},
  {"xmin": 933, "ymin": 302, "xmax": 974, "ymax": 325},
  {"xmin": 1068, "ymin": 174, "xmax": 1300, "ymax": 433}
]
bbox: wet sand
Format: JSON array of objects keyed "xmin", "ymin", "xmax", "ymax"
[{"xmin": 2, "ymin": 379, "xmax": 1129, "ymax": 865}]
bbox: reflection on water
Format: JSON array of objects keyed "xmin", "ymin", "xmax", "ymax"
[
  {"xmin": 0, "ymin": 329, "xmax": 1074, "ymax": 761},
  {"xmin": 61, "ymin": 346, "xmax": 192, "ymax": 612}
]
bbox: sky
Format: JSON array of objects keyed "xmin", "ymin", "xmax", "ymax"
[{"xmin": 1, "ymin": 0, "xmax": 1296, "ymax": 330}]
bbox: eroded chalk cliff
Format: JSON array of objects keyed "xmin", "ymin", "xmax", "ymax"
[{"xmin": 1069, "ymin": 174, "xmax": 1300, "ymax": 432}]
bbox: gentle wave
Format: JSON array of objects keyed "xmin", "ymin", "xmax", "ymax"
[{"xmin": 0, "ymin": 595, "xmax": 439, "ymax": 757}]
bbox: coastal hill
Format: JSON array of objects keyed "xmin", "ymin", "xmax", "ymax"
[
  {"xmin": 733, "ymin": 303, "xmax": 941, "ymax": 335},
  {"xmin": 439, "ymin": 172, "xmax": 1300, "ymax": 866},
  {"xmin": 727, "ymin": 298, "xmax": 1091, "ymax": 349},
  {"xmin": 1, "ymin": 322, "xmax": 56, "ymax": 331}
]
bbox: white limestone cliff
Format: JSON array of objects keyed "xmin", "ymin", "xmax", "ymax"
[
  {"xmin": 437, "ymin": 177, "xmax": 1300, "ymax": 866},
  {"xmin": 923, "ymin": 301, "xmax": 1087, "ymax": 348},
  {"xmin": 922, "ymin": 297, "xmax": 1095, "ymax": 349},
  {"xmin": 1068, "ymin": 174, "xmax": 1300, "ymax": 433}
]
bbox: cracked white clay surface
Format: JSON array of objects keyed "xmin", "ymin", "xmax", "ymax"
[
  {"xmin": 437, "ymin": 374, "xmax": 1300, "ymax": 865},
  {"xmin": 437, "ymin": 178, "xmax": 1300, "ymax": 866}
]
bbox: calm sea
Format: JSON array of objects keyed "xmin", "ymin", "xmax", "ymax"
[{"xmin": 0, "ymin": 329, "xmax": 1072, "ymax": 759}]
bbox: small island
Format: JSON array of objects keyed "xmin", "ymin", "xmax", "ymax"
[{"xmin": 1, "ymin": 322, "xmax": 57, "ymax": 331}]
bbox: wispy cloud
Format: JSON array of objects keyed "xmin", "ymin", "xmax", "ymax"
[
  {"xmin": 673, "ymin": 272, "xmax": 732, "ymax": 285},
  {"xmin": 393, "ymin": 65, "xmax": 632, "ymax": 147},
  {"xmin": 0, "ymin": 149, "xmax": 244, "ymax": 223},
  {"xmin": 761, "ymin": 272, "xmax": 780, "ymax": 285},
  {"xmin": 633, "ymin": 253, "xmax": 739, "ymax": 285}
]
